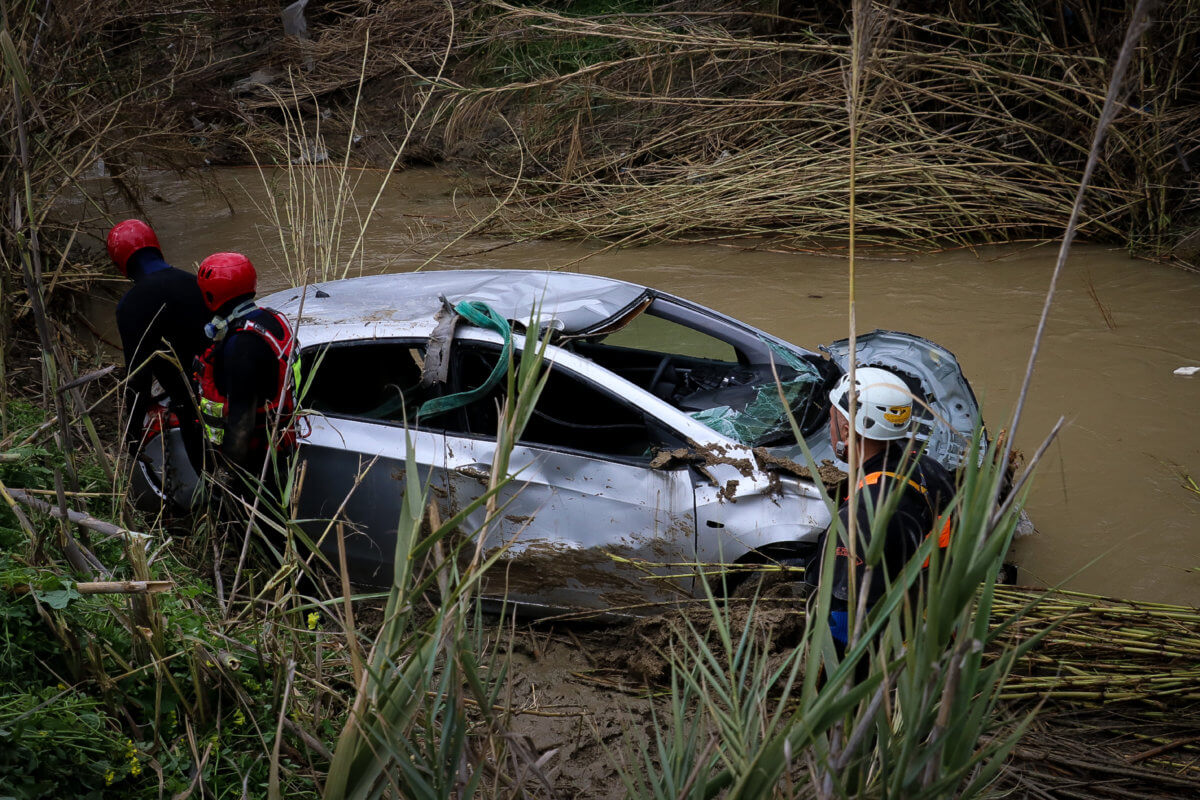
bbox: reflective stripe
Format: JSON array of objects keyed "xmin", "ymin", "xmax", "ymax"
[
  {"xmin": 199, "ymin": 397, "xmax": 224, "ymax": 417},
  {"xmin": 857, "ymin": 470, "xmax": 927, "ymax": 495},
  {"xmin": 203, "ymin": 423, "xmax": 225, "ymax": 445},
  {"xmin": 199, "ymin": 396, "xmax": 226, "ymax": 444}
]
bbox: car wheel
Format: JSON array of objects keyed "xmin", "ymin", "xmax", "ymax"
[{"xmin": 729, "ymin": 556, "xmax": 812, "ymax": 600}]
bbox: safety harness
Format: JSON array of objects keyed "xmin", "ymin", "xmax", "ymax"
[
  {"xmin": 195, "ymin": 309, "xmax": 300, "ymax": 449},
  {"xmin": 855, "ymin": 469, "xmax": 954, "ymax": 565}
]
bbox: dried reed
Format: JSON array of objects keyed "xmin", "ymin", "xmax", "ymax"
[{"xmin": 447, "ymin": 1, "xmax": 1198, "ymax": 256}]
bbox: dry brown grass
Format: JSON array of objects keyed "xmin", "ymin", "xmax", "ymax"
[{"xmin": 444, "ymin": 1, "xmax": 1199, "ymax": 257}]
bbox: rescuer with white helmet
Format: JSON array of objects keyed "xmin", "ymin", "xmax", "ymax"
[{"xmin": 814, "ymin": 364, "xmax": 957, "ymax": 661}]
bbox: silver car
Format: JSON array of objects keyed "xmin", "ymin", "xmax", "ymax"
[{"xmin": 264, "ymin": 270, "xmax": 982, "ymax": 615}]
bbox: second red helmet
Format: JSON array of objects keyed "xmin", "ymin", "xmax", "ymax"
[
  {"xmin": 197, "ymin": 252, "xmax": 257, "ymax": 312},
  {"xmin": 106, "ymin": 220, "xmax": 161, "ymax": 276}
]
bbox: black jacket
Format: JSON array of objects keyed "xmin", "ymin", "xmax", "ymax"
[
  {"xmin": 115, "ymin": 251, "xmax": 210, "ymax": 447},
  {"xmin": 207, "ymin": 307, "xmax": 290, "ymax": 468},
  {"xmin": 819, "ymin": 443, "xmax": 956, "ymax": 607}
]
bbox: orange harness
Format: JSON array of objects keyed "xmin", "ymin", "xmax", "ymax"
[
  {"xmin": 195, "ymin": 310, "xmax": 298, "ymax": 449},
  {"xmin": 856, "ymin": 471, "xmax": 953, "ymax": 566}
]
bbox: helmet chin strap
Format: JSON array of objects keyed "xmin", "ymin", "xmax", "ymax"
[{"xmin": 205, "ymin": 300, "xmax": 258, "ymax": 341}]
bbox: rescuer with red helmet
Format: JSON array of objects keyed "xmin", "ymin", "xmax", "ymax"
[
  {"xmin": 193, "ymin": 252, "xmax": 298, "ymax": 481},
  {"xmin": 107, "ymin": 219, "xmax": 209, "ymax": 467}
]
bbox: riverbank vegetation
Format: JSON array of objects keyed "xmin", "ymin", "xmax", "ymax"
[
  {"xmin": 3, "ymin": 390, "xmax": 1199, "ymax": 798},
  {"xmin": 455, "ymin": 1, "xmax": 1199, "ymax": 258},
  {"xmin": 3, "ymin": 1, "xmax": 1200, "ymax": 798},
  {"xmin": 3, "ymin": 1, "xmax": 1199, "ymax": 273}
]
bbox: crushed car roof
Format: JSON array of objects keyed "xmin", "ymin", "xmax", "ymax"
[{"xmin": 260, "ymin": 269, "xmax": 649, "ymax": 347}]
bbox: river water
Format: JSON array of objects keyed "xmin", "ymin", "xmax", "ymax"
[{"xmin": 84, "ymin": 167, "xmax": 1200, "ymax": 607}]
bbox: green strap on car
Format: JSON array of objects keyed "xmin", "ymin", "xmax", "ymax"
[{"xmin": 416, "ymin": 300, "xmax": 512, "ymax": 420}]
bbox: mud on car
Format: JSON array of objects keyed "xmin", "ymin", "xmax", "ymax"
[{"xmin": 264, "ymin": 270, "xmax": 983, "ymax": 616}]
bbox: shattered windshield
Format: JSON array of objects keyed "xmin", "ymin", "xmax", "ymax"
[
  {"xmin": 576, "ymin": 301, "xmax": 832, "ymax": 448},
  {"xmin": 685, "ymin": 342, "xmax": 824, "ymax": 447}
]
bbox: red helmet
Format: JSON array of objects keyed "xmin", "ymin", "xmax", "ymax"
[
  {"xmin": 106, "ymin": 219, "xmax": 161, "ymax": 276},
  {"xmin": 197, "ymin": 252, "xmax": 257, "ymax": 312}
]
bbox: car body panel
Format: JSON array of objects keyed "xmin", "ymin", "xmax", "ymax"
[
  {"xmin": 444, "ymin": 436, "xmax": 699, "ymax": 612},
  {"xmin": 297, "ymin": 414, "xmax": 447, "ymax": 584}
]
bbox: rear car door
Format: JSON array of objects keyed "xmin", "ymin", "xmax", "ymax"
[{"xmin": 293, "ymin": 339, "xmax": 448, "ymax": 585}]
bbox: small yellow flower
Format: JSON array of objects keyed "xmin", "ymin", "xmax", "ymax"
[
  {"xmin": 306, "ymin": 612, "xmax": 320, "ymax": 631},
  {"xmin": 233, "ymin": 708, "xmax": 246, "ymax": 727},
  {"xmin": 56, "ymin": 682, "xmax": 68, "ymax": 690},
  {"xmin": 124, "ymin": 739, "xmax": 137, "ymax": 759},
  {"xmin": 104, "ymin": 769, "xmax": 116, "ymax": 786},
  {"xmin": 130, "ymin": 758, "xmax": 142, "ymax": 777}
]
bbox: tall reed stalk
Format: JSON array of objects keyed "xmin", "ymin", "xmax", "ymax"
[{"xmin": 247, "ymin": 6, "xmax": 457, "ymax": 288}]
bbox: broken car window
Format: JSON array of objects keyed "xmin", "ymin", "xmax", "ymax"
[
  {"xmin": 445, "ymin": 342, "xmax": 685, "ymax": 462},
  {"xmin": 300, "ymin": 341, "xmax": 440, "ymax": 427},
  {"xmin": 599, "ymin": 311, "xmax": 739, "ymax": 362},
  {"xmin": 685, "ymin": 341, "xmax": 825, "ymax": 447}
]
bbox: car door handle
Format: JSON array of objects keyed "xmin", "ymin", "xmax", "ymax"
[{"xmin": 453, "ymin": 464, "xmax": 491, "ymax": 483}]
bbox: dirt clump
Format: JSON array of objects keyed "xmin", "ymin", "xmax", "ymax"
[
  {"xmin": 592, "ymin": 599, "xmax": 809, "ymax": 686},
  {"xmin": 753, "ymin": 447, "xmax": 845, "ymax": 488}
]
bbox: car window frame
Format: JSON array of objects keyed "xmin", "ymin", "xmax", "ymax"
[
  {"xmin": 445, "ymin": 334, "xmax": 693, "ymax": 468},
  {"xmin": 297, "ymin": 337, "xmax": 449, "ymax": 433}
]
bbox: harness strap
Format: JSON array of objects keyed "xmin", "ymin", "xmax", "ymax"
[
  {"xmin": 240, "ymin": 318, "xmax": 292, "ymax": 359},
  {"xmin": 857, "ymin": 470, "xmax": 927, "ymax": 495},
  {"xmin": 855, "ymin": 469, "xmax": 953, "ymax": 564},
  {"xmin": 416, "ymin": 301, "xmax": 512, "ymax": 420},
  {"xmin": 196, "ymin": 309, "xmax": 300, "ymax": 447}
]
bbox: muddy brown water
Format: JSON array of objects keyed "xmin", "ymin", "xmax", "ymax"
[{"xmin": 81, "ymin": 167, "xmax": 1200, "ymax": 607}]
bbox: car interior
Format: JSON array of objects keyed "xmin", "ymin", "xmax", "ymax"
[
  {"xmin": 571, "ymin": 307, "xmax": 841, "ymax": 444},
  {"xmin": 300, "ymin": 341, "xmax": 434, "ymax": 424},
  {"xmin": 447, "ymin": 343, "xmax": 685, "ymax": 460}
]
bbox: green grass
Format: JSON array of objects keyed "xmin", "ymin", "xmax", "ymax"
[{"xmin": 0, "ymin": 401, "xmax": 322, "ymax": 799}]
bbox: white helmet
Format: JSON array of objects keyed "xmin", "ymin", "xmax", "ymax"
[{"xmin": 829, "ymin": 366, "xmax": 914, "ymax": 441}]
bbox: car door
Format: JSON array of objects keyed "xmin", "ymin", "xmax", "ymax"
[
  {"xmin": 293, "ymin": 339, "xmax": 448, "ymax": 585},
  {"xmin": 440, "ymin": 338, "xmax": 698, "ymax": 614}
]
